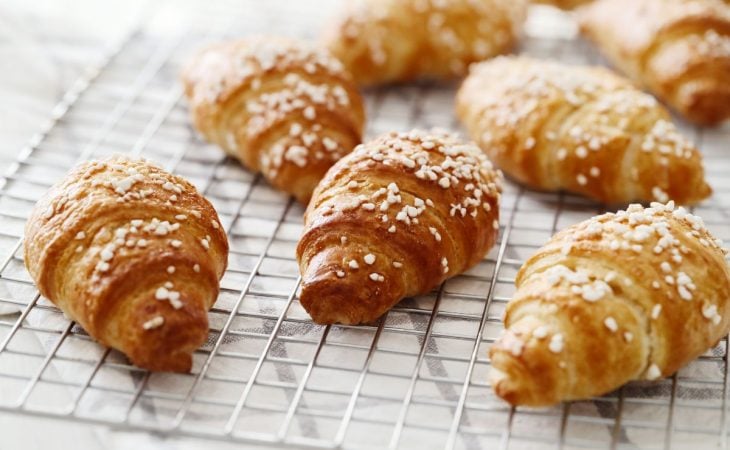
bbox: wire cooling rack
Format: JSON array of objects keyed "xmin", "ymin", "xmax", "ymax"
[{"xmin": 2, "ymin": 1, "xmax": 730, "ymax": 449}]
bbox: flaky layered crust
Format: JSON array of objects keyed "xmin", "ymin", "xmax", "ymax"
[
  {"xmin": 182, "ymin": 36, "xmax": 366, "ymax": 203},
  {"xmin": 490, "ymin": 202, "xmax": 730, "ymax": 406},
  {"xmin": 456, "ymin": 57, "xmax": 711, "ymax": 205},
  {"xmin": 24, "ymin": 156, "xmax": 228, "ymax": 372},
  {"xmin": 296, "ymin": 130, "xmax": 502, "ymax": 324},
  {"xmin": 321, "ymin": 0, "xmax": 527, "ymax": 86},
  {"xmin": 579, "ymin": 0, "xmax": 730, "ymax": 125}
]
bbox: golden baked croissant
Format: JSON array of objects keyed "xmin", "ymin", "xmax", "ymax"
[
  {"xmin": 579, "ymin": 0, "xmax": 730, "ymax": 125},
  {"xmin": 182, "ymin": 36, "xmax": 366, "ymax": 204},
  {"xmin": 321, "ymin": 0, "xmax": 527, "ymax": 86},
  {"xmin": 490, "ymin": 202, "xmax": 730, "ymax": 406},
  {"xmin": 456, "ymin": 57, "xmax": 711, "ymax": 205},
  {"xmin": 296, "ymin": 130, "xmax": 502, "ymax": 324},
  {"xmin": 24, "ymin": 156, "xmax": 228, "ymax": 372}
]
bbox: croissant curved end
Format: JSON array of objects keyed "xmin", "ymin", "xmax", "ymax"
[
  {"xmin": 299, "ymin": 275, "xmax": 385, "ymax": 325},
  {"xmin": 676, "ymin": 79, "xmax": 730, "ymax": 126},
  {"xmin": 489, "ymin": 367, "xmax": 520, "ymax": 404},
  {"xmin": 489, "ymin": 348, "xmax": 560, "ymax": 407},
  {"xmin": 123, "ymin": 299, "xmax": 212, "ymax": 372}
]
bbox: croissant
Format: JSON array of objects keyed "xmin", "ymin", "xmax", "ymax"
[
  {"xmin": 579, "ymin": 0, "xmax": 730, "ymax": 125},
  {"xmin": 181, "ymin": 36, "xmax": 366, "ymax": 204},
  {"xmin": 490, "ymin": 202, "xmax": 730, "ymax": 406},
  {"xmin": 23, "ymin": 156, "xmax": 228, "ymax": 372},
  {"xmin": 456, "ymin": 57, "xmax": 711, "ymax": 205},
  {"xmin": 321, "ymin": 0, "xmax": 527, "ymax": 86},
  {"xmin": 296, "ymin": 130, "xmax": 502, "ymax": 324}
]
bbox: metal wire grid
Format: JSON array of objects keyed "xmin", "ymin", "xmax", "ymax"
[{"xmin": 1, "ymin": 2, "xmax": 730, "ymax": 449}]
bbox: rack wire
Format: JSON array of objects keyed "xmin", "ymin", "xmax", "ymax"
[{"xmin": 2, "ymin": 1, "xmax": 730, "ymax": 449}]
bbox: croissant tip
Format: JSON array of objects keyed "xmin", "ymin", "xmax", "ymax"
[
  {"xmin": 489, "ymin": 367, "xmax": 511, "ymax": 399},
  {"xmin": 489, "ymin": 344, "xmax": 560, "ymax": 408},
  {"xmin": 491, "ymin": 365, "xmax": 554, "ymax": 407},
  {"xmin": 299, "ymin": 267, "xmax": 393, "ymax": 325},
  {"xmin": 703, "ymin": 183, "xmax": 713, "ymax": 199},
  {"xmin": 677, "ymin": 83, "xmax": 730, "ymax": 126},
  {"xmin": 299, "ymin": 280, "xmax": 359, "ymax": 325}
]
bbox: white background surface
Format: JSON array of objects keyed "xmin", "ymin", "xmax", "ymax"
[{"xmin": 0, "ymin": 0, "xmax": 146, "ymax": 164}]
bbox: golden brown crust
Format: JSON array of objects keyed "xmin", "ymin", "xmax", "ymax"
[
  {"xmin": 321, "ymin": 0, "xmax": 527, "ymax": 86},
  {"xmin": 579, "ymin": 0, "xmax": 730, "ymax": 125},
  {"xmin": 531, "ymin": 0, "xmax": 592, "ymax": 9},
  {"xmin": 296, "ymin": 130, "xmax": 502, "ymax": 324},
  {"xmin": 24, "ymin": 156, "xmax": 228, "ymax": 372},
  {"xmin": 456, "ymin": 57, "xmax": 711, "ymax": 205},
  {"xmin": 181, "ymin": 36, "xmax": 366, "ymax": 203},
  {"xmin": 490, "ymin": 202, "xmax": 730, "ymax": 406}
]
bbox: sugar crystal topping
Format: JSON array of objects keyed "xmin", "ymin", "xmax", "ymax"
[
  {"xmin": 548, "ymin": 333, "xmax": 564, "ymax": 353},
  {"xmin": 687, "ymin": 29, "xmax": 730, "ymax": 59},
  {"xmin": 190, "ymin": 37, "xmax": 346, "ymax": 104},
  {"xmin": 559, "ymin": 202, "xmax": 724, "ymax": 308},
  {"xmin": 529, "ymin": 201, "xmax": 727, "ymax": 361},
  {"xmin": 143, "ymin": 316, "xmax": 164, "ymax": 330},
  {"xmin": 463, "ymin": 57, "xmax": 700, "ymax": 202},
  {"xmin": 67, "ymin": 157, "xmax": 216, "ymax": 330},
  {"xmin": 187, "ymin": 38, "xmax": 355, "ymax": 178},
  {"xmin": 322, "ymin": 129, "xmax": 502, "ymax": 285},
  {"xmin": 645, "ymin": 363, "xmax": 661, "ymax": 381}
]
